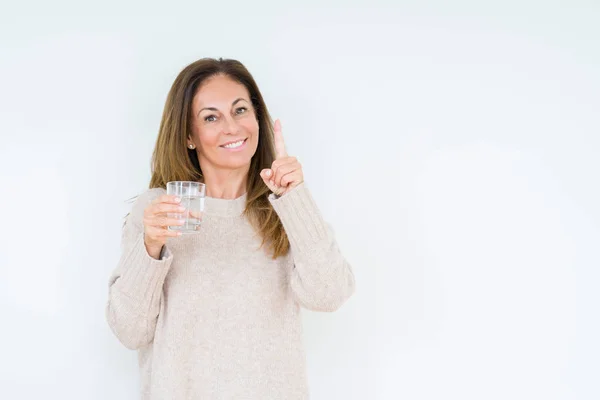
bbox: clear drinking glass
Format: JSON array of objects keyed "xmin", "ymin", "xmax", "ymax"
[{"xmin": 166, "ymin": 181, "xmax": 205, "ymax": 233}]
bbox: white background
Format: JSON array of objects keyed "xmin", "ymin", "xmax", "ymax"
[{"xmin": 1, "ymin": 1, "xmax": 598, "ymax": 399}]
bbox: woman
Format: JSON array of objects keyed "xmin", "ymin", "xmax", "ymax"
[{"xmin": 106, "ymin": 57, "xmax": 356, "ymax": 400}]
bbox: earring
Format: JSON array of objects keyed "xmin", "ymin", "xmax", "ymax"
[{"xmin": 189, "ymin": 144, "xmax": 195, "ymax": 149}]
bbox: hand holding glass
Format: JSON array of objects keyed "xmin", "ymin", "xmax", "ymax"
[{"xmin": 166, "ymin": 181, "xmax": 205, "ymax": 233}]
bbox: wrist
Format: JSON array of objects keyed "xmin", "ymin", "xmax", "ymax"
[{"xmin": 144, "ymin": 237, "xmax": 164, "ymax": 260}]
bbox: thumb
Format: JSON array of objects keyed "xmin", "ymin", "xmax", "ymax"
[
  {"xmin": 260, "ymin": 168, "xmax": 278, "ymax": 192},
  {"xmin": 260, "ymin": 168, "xmax": 272, "ymax": 181}
]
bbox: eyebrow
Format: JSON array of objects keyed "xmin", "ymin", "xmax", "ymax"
[{"xmin": 197, "ymin": 98, "xmax": 248, "ymax": 117}]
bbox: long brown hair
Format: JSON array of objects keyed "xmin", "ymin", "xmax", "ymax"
[{"xmin": 137, "ymin": 57, "xmax": 289, "ymax": 259}]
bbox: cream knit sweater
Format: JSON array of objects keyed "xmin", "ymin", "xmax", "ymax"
[{"xmin": 105, "ymin": 182, "xmax": 356, "ymax": 399}]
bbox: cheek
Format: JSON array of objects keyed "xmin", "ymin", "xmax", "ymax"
[
  {"xmin": 241, "ymin": 117, "xmax": 259, "ymax": 135},
  {"xmin": 197, "ymin": 130, "xmax": 220, "ymax": 149}
]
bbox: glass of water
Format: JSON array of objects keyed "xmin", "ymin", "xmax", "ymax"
[{"xmin": 166, "ymin": 181, "xmax": 205, "ymax": 233}]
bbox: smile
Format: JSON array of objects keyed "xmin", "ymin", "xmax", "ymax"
[{"xmin": 220, "ymin": 138, "xmax": 248, "ymax": 151}]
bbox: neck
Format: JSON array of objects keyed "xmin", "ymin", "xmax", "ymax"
[{"xmin": 200, "ymin": 162, "xmax": 249, "ymax": 199}]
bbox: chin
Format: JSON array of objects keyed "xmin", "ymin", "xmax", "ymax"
[
  {"xmin": 221, "ymin": 160, "xmax": 252, "ymax": 170},
  {"xmin": 205, "ymin": 140, "xmax": 258, "ymax": 170},
  {"xmin": 217, "ymin": 153, "xmax": 255, "ymax": 170}
]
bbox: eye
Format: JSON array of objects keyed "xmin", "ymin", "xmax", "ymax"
[
  {"xmin": 236, "ymin": 107, "xmax": 247, "ymax": 114},
  {"xmin": 204, "ymin": 115, "xmax": 217, "ymax": 122}
]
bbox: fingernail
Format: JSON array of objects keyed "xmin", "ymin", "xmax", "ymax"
[
  {"xmin": 177, "ymin": 206, "xmax": 186, "ymax": 212},
  {"xmin": 178, "ymin": 219, "xmax": 186, "ymax": 225},
  {"xmin": 177, "ymin": 232, "xmax": 182, "ymax": 236},
  {"xmin": 174, "ymin": 197, "xmax": 181, "ymax": 203},
  {"xmin": 266, "ymin": 170, "xmax": 272, "ymax": 177},
  {"xmin": 269, "ymin": 180, "xmax": 274, "ymax": 185}
]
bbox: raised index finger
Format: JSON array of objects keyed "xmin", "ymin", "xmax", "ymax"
[{"xmin": 273, "ymin": 119, "xmax": 287, "ymax": 159}]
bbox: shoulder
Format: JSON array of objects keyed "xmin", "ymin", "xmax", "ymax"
[{"xmin": 127, "ymin": 187, "xmax": 167, "ymax": 227}]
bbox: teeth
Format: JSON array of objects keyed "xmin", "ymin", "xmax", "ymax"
[{"xmin": 223, "ymin": 139, "xmax": 245, "ymax": 149}]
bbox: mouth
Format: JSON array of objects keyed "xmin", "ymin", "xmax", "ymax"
[{"xmin": 219, "ymin": 138, "xmax": 248, "ymax": 151}]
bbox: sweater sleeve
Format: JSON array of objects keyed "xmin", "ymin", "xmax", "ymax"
[
  {"xmin": 105, "ymin": 188, "xmax": 174, "ymax": 350},
  {"xmin": 269, "ymin": 182, "xmax": 356, "ymax": 312}
]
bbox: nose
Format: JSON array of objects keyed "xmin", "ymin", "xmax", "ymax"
[{"xmin": 222, "ymin": 115, "xmax": 240, "ymax": 135}]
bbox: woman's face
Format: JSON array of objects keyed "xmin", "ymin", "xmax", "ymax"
[{"xmin": 189, "ymin": 74, "xmax": 259, "ymax": 173}]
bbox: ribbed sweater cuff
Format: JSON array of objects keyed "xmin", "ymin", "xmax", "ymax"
[
  {"xmin": 269, "ymin": 182, "xmax": 329, "ymax": 254},
  {"xmin": 117, "ymin": 231, "xmax": 173, "ymax": 309}
]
